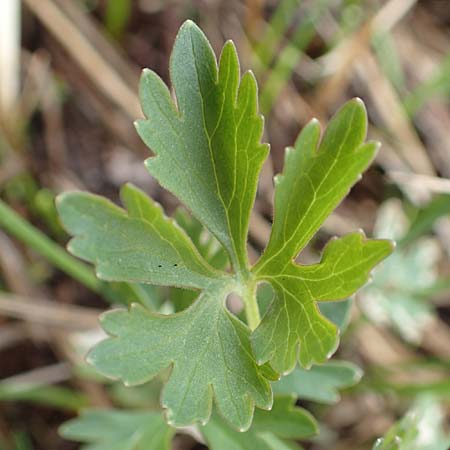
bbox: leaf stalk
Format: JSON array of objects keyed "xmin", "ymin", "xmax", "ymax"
[{"xmin": 242, "ymin": 279, "xmax": 260, "ymax": 330}]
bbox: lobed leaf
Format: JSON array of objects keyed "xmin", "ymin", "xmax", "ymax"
[
  {"xmin": 253, "ymin": 232, "xmax": 393, "ymax": 371},
  {"xmin": 174, "ymin": 208, "xmax": 229, "ymax": 271},
  {"xmin": 56, "ymin": 19, "xmax": 394, "ymax": 432},
  {"xmin": 255, "ymin": 99, "xmax": 380, "ymax": 273},
  {"xmin": 136, "ymin": 20, "xmax": 269, "ymax": 271},
  {"xmin": 171, "ymin": 209, "xmax": 229, "ymax": 312},
  {"xmin": 88, "ymin": 287, "xmax": 273, "ymax": 430},
  {"xmin": 57, "ymin": 183, "xmax": 219, "ymax": 289}
]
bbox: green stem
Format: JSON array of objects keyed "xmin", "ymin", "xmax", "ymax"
[
  {"xmin": 243, "ymin": 280, "xmax": 260, "ymax": 331},
  {"xmin": 0, "ymin": 198, "xmax": 102, "ymax": 294}
]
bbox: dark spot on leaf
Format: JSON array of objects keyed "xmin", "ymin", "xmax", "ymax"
[{"xmin": 158, "ymin": 264, "xmax": 162, "ymax": 268}]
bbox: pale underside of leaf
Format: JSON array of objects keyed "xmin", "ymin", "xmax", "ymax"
[
  {"xmin": 87, "ymin": 285, "xmax": 273, "ymax": 431},
  {"xmin": 57, "ymin": 183, "xmax": 220, "ymax": 289}
]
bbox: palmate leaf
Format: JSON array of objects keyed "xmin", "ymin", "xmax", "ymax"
[
  {"xmin": 88, "ymin": 292, "xmax": 273, "ymax": 430},
  {"xmin": 58, "ymin": 185, "xmax": 273, "ymax": 430},
  {"xmin": 57, "ymin": 19, "xmax": 392, "ymax": 431},
  {"xmin": 60, "ymin": 409, "xmax": 174, "ymax": 450}
]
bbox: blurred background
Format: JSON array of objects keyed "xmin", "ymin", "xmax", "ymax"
[{"xmin": 0, "ymin": 0, "xmax": 450, "ymax": 449}]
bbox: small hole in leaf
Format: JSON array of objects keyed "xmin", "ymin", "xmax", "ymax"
[{"xmin": 226, "ymin": 292, "xmax": 243, "ymax": 315}]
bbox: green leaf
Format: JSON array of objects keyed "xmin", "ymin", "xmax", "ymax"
[
  {"xmin": 174, "ymin": 208, "xmax": 229, "ymax": 271},
  {"xmin": 59, "ymin": 185, "xmax": 272, "ymax": 430},
  {"xmin": 201, "ymin": 396, "xmax": 317, "ymax": 450},
  {"xmin": 255, "ymin": 99, "xmax": 379, "ymax": 271},
  {"xmin": 88, "ymin": 289, "xmax": 273, "ymax": 430},
  {"xmin": 253, "ymin": 231, "xmax": 393, "ymax": 371},
  {"xmin": 273, "ymin": 360, "xmax": 362, "ymax": 404},
  {"xmin": 60, "ymin": 409, "xmax": 174, "ymax": 450},
  {"xmin": 57, "ymin": 20, "xmax": 392, "ymax": 432},
  {"xmin": 57, "ymin": 183, "xmax": 219, "ymax": 289},
  {"xmin": 170, "ymin": 209, "xmax": 230, "ymax": 312},
  {"xmin": 136, "ymin": 20, "xmax": 268, "ymax": 271},
  {"xmin": 319, "ymin": 299, "xmax": 353, "ymax": 333}
]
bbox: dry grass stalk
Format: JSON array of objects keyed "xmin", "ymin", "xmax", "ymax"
[
  {"xmin": 0, "ymin": 293, "xmax": 100, "ymax": 331},
  {"xmin": 23, "ymin": 0, "xmax": 140, "ymax": 120}
]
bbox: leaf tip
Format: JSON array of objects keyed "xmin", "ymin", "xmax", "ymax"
[
  {"xmin": 140, "ymin": 68, "xmax": 153, "ymax": 85},
  {"xmin": 243, "ymin": 68, "xmax": 257, "ymax": 82},
  {"xmin": 85, "ymin": 349, "xmax": 100, "ymax": 370},
  {"xmin": 223, "ymin": 39, "xmax": 237, "ymax": 52},
  {"xmin": 94, "ymin": 268, "xmax": 107, "ymax": 281},
  {"xmin": 370, "ymin": 140, "xmax": 382, "ymax": 152},
  {"xmin": 165, "ymin": 417, "xmax": 175, "ymax": 427},
  {"xmin": 347, "ymin": 97, "xmax": 366, "ymax": 115},
  {"xmin": 308, "ymin": 117, "xmax": 322, "ymax": 134},
  {"xmin": 352, "ymin": 96, "xmax": 365, "ymax": 106},
  {"xmin": 66, "ymin": 241, "xmax": 75, "ymax": 255},
  {"xmin": 134, "ymin": 119, "xmax": 146, "ymax": 133},
  {"xmin": 353, "ymin": 365, "xmax": 364, "ymax": 383},
  {"xmin": 177, "ymin": 19, "xmax": 204, "ymax": 42},
  {"xmin": 55, "ymin": 191, "xmax": 81, "ymax": 215},
  {"xmin": 182, "ymin": 19, "xmax": 197, "ymax": 26},
  {"xmin": 54, "ymin": 192, "xmax": 65, "ymax": 208},
  {"xmin": 179, "ymin": 19, "xmax": 198, "ymax": 32}
]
